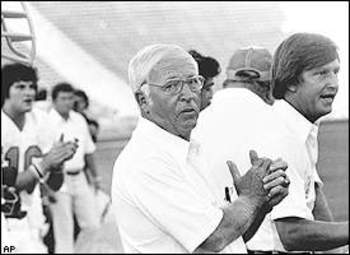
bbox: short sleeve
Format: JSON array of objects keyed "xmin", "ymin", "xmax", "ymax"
[
  {"xmin": 127, "ymin": 157, "xmax": 223, "ymax": 253},
  {"xmin": 270, "ymin": 162, "xmax": 314, "ymax": 221}
]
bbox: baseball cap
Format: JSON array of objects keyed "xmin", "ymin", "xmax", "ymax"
[{"xmin": 226, "ymin": 46, "xmax": 272, "ymax": 81}]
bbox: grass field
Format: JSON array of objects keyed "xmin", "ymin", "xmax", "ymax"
[
  {"xmin": 316, "ymin": 120, "xmax": 348, "ymax": 221},
  {"xmin": 95, "ymin": 119, "xmax": 349, "ymax": 221}
]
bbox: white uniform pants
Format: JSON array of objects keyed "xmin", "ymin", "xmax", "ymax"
[
  {"xmin": 1, "ymin": 214, "xmax": 47, "ymax": 253},
  {"xmin": 50, "ymin": 171, "xmax": 100, "ymax": 253}
]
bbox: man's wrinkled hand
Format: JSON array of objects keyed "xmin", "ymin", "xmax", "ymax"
[
  {"xmin": 262, "ymin": 158, "xmax": 290, "ymax": 209},
  {"xmin": 226, "ymin": 150, "xmax": 272, "ymax": 207}
]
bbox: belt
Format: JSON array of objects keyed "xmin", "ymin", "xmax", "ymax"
[{"xmin": 66, "ymin": 170, "xmax": 82, "ymax": 176}]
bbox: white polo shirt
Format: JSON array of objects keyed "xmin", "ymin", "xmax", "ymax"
[
  {"xmin": 47, "ymin": 108, "xmax": 96, "ymax": 172},
  {"xmin": 191, "ymin": 88, "xmax": 323, "ymax": 252},
  {"xmin": 111, "ymin": 117, "xmax": 247, "ymax": 253},
  {"xmin": 269, "ymin": 99, "xmax": 323, "ymax": 252}
]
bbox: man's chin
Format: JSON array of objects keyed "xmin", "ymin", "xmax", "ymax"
[
  {"xmin": 23, "ymin": 105, "xmax": 33, "ymax": 112},
  {"xmin": 315, "ymin": 107, "xmax": 332, "ymax": 120},
  {"xmin": 322, "ymin": 108, "xmax": 332, "ymax": 117},
  {"xmin": 181, "ymin": 119, "xmax": 198, "ymax": 132},
  {"xmin": 177, "ymin": 121, "xmax": 197, "ymax": 140}
]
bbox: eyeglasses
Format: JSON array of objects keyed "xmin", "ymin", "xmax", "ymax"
[{"xmin": 145, "ymin": 75, "xmax": 205, "ymax": 95}]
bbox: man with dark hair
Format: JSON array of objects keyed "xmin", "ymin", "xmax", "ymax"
[
  {"xmin": 268, "ymin": 32, "xmax": 348, "ymax": 253},
  {"xmin": 73, "ymin": 89, "xmax": 100, "ymax": 143},
  {"xmin": 188, "ymin": 50, "xmax": 221, "ymax": 110},
  {"xmin": 223, "ymin": 47, "xmax": 274, "ymax": 105},
  {"xmin": 1, "ymin": 63, "xmax": 38, "ymax": 107},
  {"xmin": 35, "ymin": 88, "xmax": 47, "ymax": 101},
  {"xmin": 48, "ymin": 82, "xmax": 101, "ymax": 253},
  {"xmin": 74, "ymin": 89, "xmax": 89, "ymax": 110},
  {"xmin": 192, "ymin": 34, "xmax": 348, "ymax": 253},
  {"xmin": 1, "ymin": 63, "xmax": 77, "ymax": 253}
]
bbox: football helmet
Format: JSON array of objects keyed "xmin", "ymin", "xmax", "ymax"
[
  {"xmin": 1, "ymin": 2, "xmax": 36, "ymax": 65},
  {"xmin": 1, "ymin": 166, "xmax": 27, "ymax": 219}
]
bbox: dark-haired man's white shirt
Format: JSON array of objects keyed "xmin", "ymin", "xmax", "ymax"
[
  {"xmin": 269, "ymin": 99, "xmax": 323, "ymax": 252},
  {"xmin": 47, "ymin": 108, "xmax": 96, "ymax": 174},
  {"xmin": 111, "ymin": 117, "xmax": 247, "ymax": 253},
  {"xmin": 46, "ymin": 108, "xmax": 99, "ymax": 253}
]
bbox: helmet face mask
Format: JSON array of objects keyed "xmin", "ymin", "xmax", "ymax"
[
  {"xmin": 1, "ymin": 184, "xmax": 27, "ymax": 219},
  {"xmin": 1, "ymin": 2, "xmax": 36, "ymax": 66},
  {"xmin": 1, "ymin": 166, "xmax": 27, "ymax": 219},
  {"xmin": 2, "ymin": 186, "xmax": 19, "ymax": 215}
]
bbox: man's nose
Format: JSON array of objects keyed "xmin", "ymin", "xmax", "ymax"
[
  {"xmin": 24, "ymin": 87, "xmax": 35, "ymax": 97},
  {"xmin": 328, "ymin": 72, "xmax": 339, "ymax": 90},
  {"xmin": 180, "ymin": 83, "xmax": 197, "ymax": 101}
]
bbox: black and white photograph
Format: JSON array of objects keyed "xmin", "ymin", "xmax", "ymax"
[{"xmin": 1, "ymin": 1, "xmax": 348, "ymax": 254}]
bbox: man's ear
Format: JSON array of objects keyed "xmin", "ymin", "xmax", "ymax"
[
  {"xmin": 287, "ymin": 74, "xmax": 304, "ymax": 94},
  {"xmin": 135, "ymin": 90, "xmax": 150, "ymax": 115},
  {"xmin": 286, "ymin": 83, "xmax": 298, "ymax": 93}
]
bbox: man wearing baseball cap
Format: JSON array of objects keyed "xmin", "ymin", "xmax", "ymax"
[
  {"xmin": 191, "ymin": 46, "xmax": 289, "ymax": 252},
  {"xmin": 223, "ymin": 47, "xmax": 274, "ymax": 105}
]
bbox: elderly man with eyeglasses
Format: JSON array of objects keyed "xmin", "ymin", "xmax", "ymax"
[{"xmin": 111, "ymin": 44, "xmax": 290, "ymax": 253}]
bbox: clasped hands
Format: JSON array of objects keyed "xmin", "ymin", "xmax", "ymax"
[{"xmin": 226, "ymin": 150, "xmax": 290, "ymax": 211}]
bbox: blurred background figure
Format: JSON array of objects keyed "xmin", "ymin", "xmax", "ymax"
[
  {"xmin": 223, "ymin": 47, "xmax": 274, "ymax": 105},
  {"xmin": 72, "ymin": 89, "xmax": 101, "ymax": 243},
  {"xmin": 33, "ymin": 87, "xmax": 52, "ymax": 113},
  {"xmin": 188, "ymin": 50, "xmax": 221, "ymax": 111},
  {"xmin": 74, "ymin": 89, "xmax": 100, "ymax": 143},
  {"xmin": 35, "ymin": 87, "xmax": 47, "ymax": 101},
  {"xmin": 48, "ymin": 83, "xmax": 101, "ymax": 253}
]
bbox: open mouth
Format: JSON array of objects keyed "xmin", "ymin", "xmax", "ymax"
[
  {"xmin": 320, "ymin": 94, "xmax": 335, "ymax": 103},
  {"xmin": 23, "ymin": 98, "xmax": 33, "ymax": 104}
]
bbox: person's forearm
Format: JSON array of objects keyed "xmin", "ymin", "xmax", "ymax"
[
  {"xmin": 195, "ymin": 196, "xmax": 263, "ymax": 252},
  {"xmin": 84, "ymin": 153, "xmax": 98, "ymax": 177},
  {"xmin": 15, "ymin": 160, "xmax": 51, "ymax": 193},
  {"xmin": 243, "ymin": 204, "xmax": 270, "ymax": 242},
  {"xmin": 15, "ymin": 165, "xmax": 39, "ymax": 193},
  {"xmin": 276, "ymin": 219, "xmax": 349, "ymax": 251}
]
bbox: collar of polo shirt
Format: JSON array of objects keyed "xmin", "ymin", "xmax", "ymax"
[
  {"xmin": 136, "ymin": 117, "xmax": 191, "ymax": 161},
  {"xmin": 273, "ymin": 100, "xmax": 320, "ymax": 143},
  {"xmin": 51, "ymin": 107, "xmax": 72, "ymax": 122}
]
